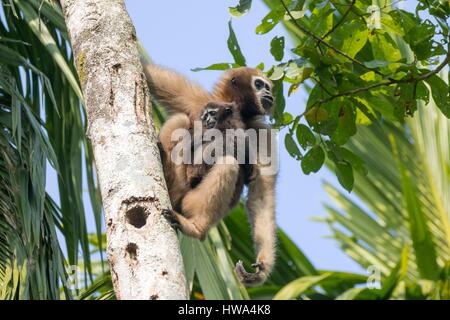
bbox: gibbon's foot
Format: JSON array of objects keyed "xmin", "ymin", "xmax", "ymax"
[
  {"xmin": 162, "ymin": 209, "xmax": 180, "ymax": 230},
  {"xmin": 235, "ymin": 260, "xmax": 267, "ymax": 287}
]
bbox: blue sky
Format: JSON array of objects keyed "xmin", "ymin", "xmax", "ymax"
[{"xmin": 46, "ymin": 0, "xmax": 417, "ymax": 274}]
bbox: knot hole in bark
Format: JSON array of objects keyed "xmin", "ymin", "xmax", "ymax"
[
  {"xmin": 126, "ymin": 206, "xmax": 148, "ymax": 228},
  {"xmin": 126, "ymin": 243, "xmax": 138, "ymax": 260}
]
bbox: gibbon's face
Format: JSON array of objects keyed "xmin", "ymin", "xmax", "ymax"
[
  {"xmin": 200, "ymin": 102, "xmax": 236, "ymax": 130},
  {"xmin": 216, "ymin": 67, "xmax": 274, "ymax": 118}
]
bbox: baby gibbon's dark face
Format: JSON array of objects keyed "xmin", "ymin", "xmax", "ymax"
[{"xmin": 200, "ymin": 102, "xmax": 236, "ymax": 130}]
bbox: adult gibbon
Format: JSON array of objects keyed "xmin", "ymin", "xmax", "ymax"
[{"xmin": 144, "ymin": 63, "xmax": 277, "ymax": 286}]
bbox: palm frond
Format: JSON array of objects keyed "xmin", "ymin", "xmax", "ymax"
[
  {"xmin": 0, "ymin": 1, "xmax": 104, "ymax": 298},
  {"xmin": 322, "ymin": 78, "xmax": 450, "ymax": 298}
]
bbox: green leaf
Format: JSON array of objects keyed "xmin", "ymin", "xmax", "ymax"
[
  {"xmin": 337, "ymin": 147, "xmax": 367, "ymax": 176},
  {"xmin": 284, "ymin": 60, "xmax": 313, "ymax": 83},
  {"xmin": 269, "ymin": 65, "xmax": 285, "ymax": 81},
  {"xmin": 305, "ymin": 100, "xmax": 340, "ymax": 136},
  {"xmin": 255, "ymin": 7, "xmax": 285, "ymax": 35},
  {"xmin": 273, "ymin": 273, "xmax": 331, "ymax": 300},
  {"xmin": 15, "ymin": 1, "xmax": 83, "ymax": 101},
  {"xmin": 425, "ymin": 74, "xmax": 450, "ymax": 118},
  {"xmin": 285, "ymin": 133, "xmax": 301, "ymax": 159},
  {"xmin": 296, "ymin": 124, "xmax": 316, "ymax": 149},
  {"xmin": 335, "ymin": 162, "xmax": 354, "ymax": 192},
  {"xmin": 301, "ymin": 146, "xmax": 325, "ymax": 175},
  {"xmin": 193, "ymin": 239, "xmax": 235, "ymax": 299},
  {"xmin": 381, "ymin": 15, "xmax": 405, "ymax": 36},
  {"xmin": 357, "ymin": 92, "xmax": 400, "ymax": 122},
  {"xmin": 368, "ymin": 31, "xmax": 401, "ymax": 72},
  {"xmin": 404, "ymin": 20, "xmax": 436, "ymax": 60},
  {"xmin": 331, "ymin": 104, "xmax": 356, "ymax": 145},
  {"xmin": 229, "ymin": 0, "xmax": 252, "ymax": 17},
  {"xmin": 379, "ymin": 245, "xmax": 409, "ymax": 299},
  {"xmin": 283, "ymin": 112, "xmax": 293, "ymax": 125},
  {"xmin": 272, "ymin": 79, "xmax": 285, "ymax": 121},
  {"xmin": 270, "ymin": 36, "xmax": 285, "ymax": 61},
  {"xmin": 227, "ymin": 21, "xmax": 246, "ymax": 66},
  {"xmin": 390, "ymin": 135, "xmax": 440, "ymax": 280},
  {"xmin": 335, "ymin": 287, "xmax": 377, "ymax": 300},
  {"xmin": 191, "ymin": 63, "xmax": 234, "ymax": 72},
  {"xmin": 331, "ymin": 20, "xmax": 368, "ymax": 59}
]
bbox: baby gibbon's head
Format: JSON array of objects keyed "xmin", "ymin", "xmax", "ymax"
[
  {"xmin": 200, "ymin": 101, "xmax": 242, "ymax": 130},
  {"xmin": 213, "ymin": 67, "xmax": 274, "ymax": 119}
]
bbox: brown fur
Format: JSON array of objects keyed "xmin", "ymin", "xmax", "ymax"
[
  {"xmin": 144, "ymin": 63, "xmax": 277, "ymax": 286},
  {"xmin": 160, "ymin": 102, "xmax": 248, "ymax": 242}
]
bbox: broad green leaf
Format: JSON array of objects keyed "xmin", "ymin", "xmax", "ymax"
[
  {"xmin": 296, "ymin": 123, "xmax": 315, "ymax": 149},
  {"xmin": 331, "ymin": 20, "xmax": 368, "ymax": 59},
  {"xmin": 404, "ymin": 20, "xmax": 436, "ymax": 60},
  {"xmin": 301, "ymin": 146, "xmax": 325, "ymax": 174},
  {"xmin": 368, "ymin": 31, "xmax": 401, "ymax": 72},
  {"xmin": 335, "ymin": 162, "xmax": 354, "ymax": 192},
  {"xmin": 256, "ymin": 7, "xmax": 285, "ymax": 35},
  {"xmin": 283, "ymin": 112, "xmax": 293, "ymax": 125},
  {"xmin": 229, "ymin": 0, "xmax": 252, "ymax": 17},
  {"xmin": 381, "ymin": 15, "xmax": 405, "ymax": 36},
  {"xmin": 425, "ymin": 74, "xmax": 450, "ymax": 118},
  {"xmin": 269, "ymin": 65, "xmax": 285, "ymax": 80},
  {"xmin": 285, "ymin": 133, "xmax": 301, "ymax": 159},
  {"xmin": 272, "ymin": 79, "xmax": 285, "ymax": 121},
  {"xmin": 227, "ymin": 21, "xmax": 246, "ymax": 66},
  {"xmin": 331, "ymin": 105, "xmax": 356, "ymax": 145},
  {"xmin": 270, "ymin": 36, "xmax": 285, "ymax": 61}
]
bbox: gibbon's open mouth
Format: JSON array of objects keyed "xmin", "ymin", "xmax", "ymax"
[{"xmin": 261, "ymin": 95, "xmax": 274, "ymax": 110}]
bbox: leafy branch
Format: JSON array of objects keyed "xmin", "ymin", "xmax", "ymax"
[
  {"xmin": 279, "ymin": 0, "xmax": 385, "ymax": 77},
  {"xmin": 313, "ymin": 40, "xmax": 450, "ymax": 107}
]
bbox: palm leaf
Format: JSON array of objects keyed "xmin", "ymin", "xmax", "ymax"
[{"xmin": 322, "ymin": 82, "xmax": 450, "ymax": 298}]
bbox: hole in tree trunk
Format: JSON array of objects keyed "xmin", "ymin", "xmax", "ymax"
[
  {"xmin": 126, "ymin": 206, "xmax": 148, "ymax": 228},
  {"xmin": 126, "ymin": 243, "xmax": 138, "ymax": 260}
]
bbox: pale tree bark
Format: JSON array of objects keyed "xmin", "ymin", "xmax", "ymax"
[{"xmin": 59, "ymin": 0, "xmax": 187, "ymax": 299}]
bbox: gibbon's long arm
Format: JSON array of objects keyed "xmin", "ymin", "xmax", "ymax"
[
  {"xmin": 236, "ymin": 172, "xmax": 276, "ymax": 286},
  {"xmin": 236, "ymin": 119, "xmax": 277, "ymax": 286},
  {"xmin": 142, "ymin": 62, "xmax": 210, "ymax": 118}
]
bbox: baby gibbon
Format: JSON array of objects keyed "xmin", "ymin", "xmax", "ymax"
[{"xmin": 144, "ymin": 63, "xmax": 276, "ymax": 286}]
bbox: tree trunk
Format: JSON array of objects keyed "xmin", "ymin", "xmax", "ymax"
[{"xmin": 59, "ymin": 0, "xmax": 187, "ymax": 300}]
